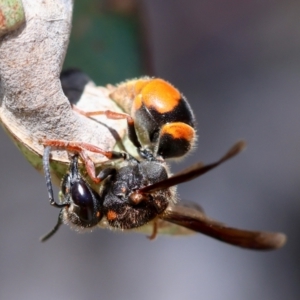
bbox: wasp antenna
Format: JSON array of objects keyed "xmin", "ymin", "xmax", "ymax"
[{"xmin": 40, "ymin": 211, "xmax": 64, "ymax": 242}]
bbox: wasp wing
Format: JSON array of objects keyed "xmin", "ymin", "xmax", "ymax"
[
  {"xmin": 161, "ymin": 202, "xmax": 286, "ymax": 250},
  {"xmin": 138, "ymin": 141, "xmax": 245, "ymax": 194}
]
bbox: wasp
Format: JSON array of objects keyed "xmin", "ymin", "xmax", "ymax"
[
  {"xmin": 41, "ymin": 141, "xmax": 285, "ymax": 250},
  {"xmin": 40, "ymin": 78, "xmax": 286, "ymax": 250}
]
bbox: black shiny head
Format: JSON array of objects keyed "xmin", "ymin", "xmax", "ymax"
[
  {"xmin": 41, "ymin": 148, "xmax": 103, "ymax": 242},
  {"xmin": 60, "ymin": 155, "xmax": 103, "ymax": 228}
]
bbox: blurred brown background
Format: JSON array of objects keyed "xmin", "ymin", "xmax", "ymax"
[{"xmin": 0, "ymin": 1, "xmax": 299, "ymax": 299}]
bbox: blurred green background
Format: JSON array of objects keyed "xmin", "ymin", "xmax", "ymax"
[{"xmin": 63, "ymin": 0, "xmax": 147, "ymax": 85}]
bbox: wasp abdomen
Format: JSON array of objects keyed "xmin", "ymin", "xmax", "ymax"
[{"xmin": 110, "ymin": 78, "xmax": 196, "ymax": 159}]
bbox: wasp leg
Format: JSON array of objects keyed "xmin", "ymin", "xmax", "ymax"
[
  {"xmin": 43, "ymin": 146, "xmax": 68, "ymax": 208},
  {"xmin": 40, "ymin": 209, "xmax": 64, "ymax": 242},
  {"xmin": 41, "ymin": 139, "xmax": 128, "ymax": 183},
  {"xmin": 147, "ymin": 219, "xmax": 158, "ymax": 240},
  {"xmin": 73, "ymin": 105, "xmax": 142, "ymax": 149},
  {"xmin": 96, "ymin": 167, "xmax": 116, "ymax": 181}
]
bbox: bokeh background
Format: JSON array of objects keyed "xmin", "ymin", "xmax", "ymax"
[{"xmin": 1, "ymin": 1, "xmax": 300, "ymax": 299}]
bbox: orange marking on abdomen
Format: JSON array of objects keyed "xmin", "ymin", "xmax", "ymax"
[
  {"xmin": 161, "ymin": 122, "xmax": 195, "ymax": 142},
  {"xmin": 141, "ymin": 79, "xmax": 182, "ymax": 114}
]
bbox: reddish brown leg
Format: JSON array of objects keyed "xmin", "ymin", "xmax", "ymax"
[
  {"xmin": 77, "ymin": 150, "xmax": 99, "ymax": 183},
  {"xmin": 73, "ymin": 105, "xmax": 141, "ymax": 149},
  {"xmin": 73, "ymin": 105, "xmax": 130, "ymax": 120},
  {"xmin": 42, "ymin": 139, "xmax": 127, "ymax": 183},
  {"xmin": 147, "ymin": 219, "xmax": 158, "ymax": 240}
]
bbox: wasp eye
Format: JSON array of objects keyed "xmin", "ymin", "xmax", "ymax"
[{"xmin": 71, "ymin": 179, "xmax": 100, "ymax": 222}]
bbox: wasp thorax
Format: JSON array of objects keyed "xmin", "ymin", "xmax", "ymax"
[{"xmin": 100, "ymin": 159, "xmax": 171, "ymax": 230}]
